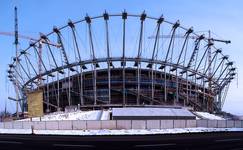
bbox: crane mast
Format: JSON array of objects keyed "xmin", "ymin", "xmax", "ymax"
[{"xmin": 14, "ymin": 6, "xmax": 20, "ymax": 118}]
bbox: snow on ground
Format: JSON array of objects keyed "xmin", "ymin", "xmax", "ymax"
[
  {"xmin": 194, "ymin": 112, "xmax": 225, "ymax": 120},
  {"xmin": 0, "ymin": 129, "xmax": 32, "ymax": 134},
  {"xmin": 35, "ymin": 128, "xmax": 243, "ymax": 136},
  {"xmin": 101, "ymin": 110, "xmax": 111, "ymax": 120},
  {"xmin": 19, "ymin": 110, "xmax": 110, "ymax": 121},
  {"xmin": 0, "ymin": 128, "xmax": 243, "ymax": 135}
]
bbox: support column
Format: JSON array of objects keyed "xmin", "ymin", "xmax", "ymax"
[
  {"xmin": 68, "ymin": 69, "xmax": 71, "ymax": 106},
  {"xmin": 186, "ymin": 71, "xmax": 189, "ymax": 106},
  {"xmin": 151, "ymin": 66, "xmax": 154, "ymax": 104},
  {"xmin": 57, "ymin": 72, "xmax": 60, "ymax": 111},
  {"xmin": 122, "ymin": 11, "xmax": 127, "ymax": 106},
  {"xmin": 176, "ymin": 69, "xmax": 179, "ymax": 105},
  {"xmin": 164, "ymin": 67, "xmax": 167, "ymax": 102}
]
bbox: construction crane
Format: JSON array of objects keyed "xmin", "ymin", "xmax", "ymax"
[
  {"xmin": 14, "ymin": 6, "xmax": 20, "ymax": 118},
  {"xmin": 1, "ymin": 32, "xmax": 60, "ymax": 86},
  {"xmin": 2, "ymin": 7, "xmax": 60, "ymax": 116},
  {"xmin": 148, "ymin": 34, "xmax": 231, "ymax": 44},
  {"xmin": 0, "ymin": 31, "xmax": 61, "ymax": 47}
]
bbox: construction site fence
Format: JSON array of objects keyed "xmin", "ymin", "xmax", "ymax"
[{"xmin": 0, "ymin": 120, "xmax": 243, "ymax": 130}]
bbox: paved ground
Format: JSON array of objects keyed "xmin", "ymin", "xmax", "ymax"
[{"xmin": 0, "ymin": 131, "xmax": 243, "ymax": 150}]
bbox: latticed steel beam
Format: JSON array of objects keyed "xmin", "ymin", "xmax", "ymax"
[
  {"xmin": 186, "ymin": 35, "xmax": 204, "ymax": 69},
  {"xmin": 53, "ymin": 27, "xmax": 70, "ymax": 66}
]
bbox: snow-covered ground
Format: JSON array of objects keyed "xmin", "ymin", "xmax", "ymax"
[
  {"xmin": 194, "ymin": 112, "xmax": 225, "ymax": 120},
  {"xmin": 18, "ymin": 110, "xmax": 225, "ymax": 121},
  {"xmin": 19, "ymin": 110, "xmax": 110, "ymax": 121},
  {"xmin": 0, "ymin": 128, "xmax": 243, "ymax": 135}
]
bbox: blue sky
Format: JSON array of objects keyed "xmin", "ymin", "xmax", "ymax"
[{"xmin": 0, "ymin": 0, "xmax": 242, "ymax": 115}]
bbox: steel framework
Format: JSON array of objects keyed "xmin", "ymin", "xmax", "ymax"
[{"xmin": 7, "ymin": 11, "xmax": 236, "ymax": 113}]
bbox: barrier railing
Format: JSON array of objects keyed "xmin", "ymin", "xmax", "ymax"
[{"xmin": 0, "ymin": 120, "xmax": 242, "ymax": 130}]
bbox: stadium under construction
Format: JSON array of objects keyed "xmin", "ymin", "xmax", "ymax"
[{"xmin": 7, "ymin": 11, "xmax": 236, "ymax": 116}]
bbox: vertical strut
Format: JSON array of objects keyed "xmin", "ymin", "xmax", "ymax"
[
  {"xmin": 46, "ymin": 76, "xmax": 50, "ymax": 112},
  {"xmin": 186, "ymin": 35, "xmax": 204, "ymax": 69},
  {"xmin": 85, "ymin": 15, "xmax": 97, "ymax": 105},
  {"xmin": 68, "ymin": 69, "xmax": 71, "ymax": 106},
  {"xmin": 204, "ymin": 49, "xmax": 221, "ymax": 74},
  {"xmin": 136, "ymin": 11, "xmax": 146, "ymax": 105},
  {"xmin": 103, "ymin": 12, "xmax": 111, "ymax": 104},
  {"xmin": 53, "ymin": 27, "xmax": 70, "ymax": 65},
  {"xmin": 57, "ymin": 72, "xmax": 60, "ymax": 110},
  {"xmin": 149, "ymin": 16, "xmax": 164, "ymax": 104},
  {"xmin": 211, "ymin": 56, "xmax": 228, "ymax": 79},
  {"xmin": 18, "ymin": 60, "xmax": 32, "ymax": 81},
  {"xmin": 176, "ymin": 28, "xmax": 193, "ymax": 66},
  {"xmin": 186, "ymin": 71, "xmax": 189, "ymax": 106},
  {"xmin": 41, "ymin": 36, "xmax": 59, "ymax": 70},
  {"xmin": 122, "ymin": 11, "xmax": 127, "ymax": 106},
  {"xmin": 32, "ymin": 44, "xmax": 48, "ymax": 72},
  {"xmin": 165, "ymin": 21, "xmax": 180, "ymax": 62},
  {"xmin": 23, "ymin": 54, "xmax": 38, "ymax": 76},
  {"xmin": 68, "ymin": 20, "xmax": 84, "ymax": 106},
  {"xmin": 163, "ymin": 21, "xmax": 179, "ymax": 105}
]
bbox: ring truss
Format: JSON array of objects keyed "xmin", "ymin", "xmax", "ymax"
[{"xmin": 7, "ymin": 11, "xmax": 236, "ymax": 113}]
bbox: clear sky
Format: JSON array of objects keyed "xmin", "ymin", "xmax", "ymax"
[{"xmin": 0, "ymin": 0, "xmax": 242, "ymax": 115}]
